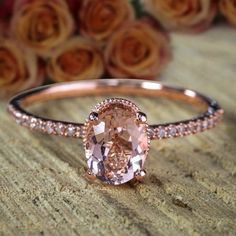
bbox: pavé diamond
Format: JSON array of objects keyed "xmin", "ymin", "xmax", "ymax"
[
  {"xmin": 158, "ymin": 127, "xmax": 165, "ymax": 139},
  {"xmin": 29, "ymin": 118, "xmax": 37, "ymax": 129},
  {"xmin": 46, "ymin": 122, "xmax": 54, "ymax": 134},
  {"xmin": 55, "ymin": 123, "xmax": 65, "ymax": 135},
  {"xmin": 202, "ymin": 120, "xmax": 208, "ymax": 129},
  {"xmin": 66, "ymin": 126, "xmax": 75, "ymax": 137},
  {"xmin": 83, "ymin": 99, "xmax": 149, "ymax": 185},
  {"xmin": 169, "ymin": 126, "xmax": 177, "ymax": 137}
]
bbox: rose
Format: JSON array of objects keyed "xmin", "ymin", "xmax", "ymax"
[
  {"xmin": 47, "ymin": 36, "xmax": 104, "ymax": 82},
  {"xmin": 104, "ymin": 21, "xmax": 172, "ymax": 79},
  {"xmin": 79, "ymin": 0, "xmax": 135, "ymax": 43},
  {"xmin": 142, "ymin": 0, "xmax": 218, "ymax": 33},
  {"xmin": 219, "ymin": 0, "xmax": 236, "ymax": 27},
  {"xmin": 0, "ymin": 37, "xmax": 43, "ymax": 98},
  {"xmin": 10, "ymin": 0, "xmax": 74, "ymax": 56}
]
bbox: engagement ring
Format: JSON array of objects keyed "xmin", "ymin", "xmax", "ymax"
[{"xmin": 8, "ymin": 79, "xmax": 224, "ymax": 185}]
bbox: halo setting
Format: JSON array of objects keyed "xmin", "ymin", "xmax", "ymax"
[{"xmin": 83, "ymin": 98, "xmax": 150, "ymax": 185}]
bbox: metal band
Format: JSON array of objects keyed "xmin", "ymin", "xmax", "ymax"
[{"xmin": 7, "ymin": 79, "xmax": 224, "ymax": 140}]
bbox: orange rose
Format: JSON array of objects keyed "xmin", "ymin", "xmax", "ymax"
[
  {"xmin": 10, "ymin": 0, "xmax": 74, "ymax": 56},
  {"xmin": 104, "ymin": 21, "xmax": 172, "ymax": 79},
  {"xmin": 219, "ymin": 0, "xmax": 236, "ymax": 26},
  {"xmin": 47, "ymin": 37, "xmax": 104, "ymax": 82},
  {"xmin": 0, "ymin": 37, "xmax": 43, "ymax": 98},
  {"xmin": 79, "ymin": 0, "xmax": 135, "ymax": 43},
  {"xmin": 142, "ymin": 0, "xmax": 217, "ymax": 33}
]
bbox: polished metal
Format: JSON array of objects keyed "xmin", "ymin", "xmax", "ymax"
[{"xmin": 8, "ymin": 79, "xmax": 224, "ymax": 140}]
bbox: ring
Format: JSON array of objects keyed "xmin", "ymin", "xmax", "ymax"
[{"xmin": 8, "ymin": 79, "xmax": 224, "ymax": 185}]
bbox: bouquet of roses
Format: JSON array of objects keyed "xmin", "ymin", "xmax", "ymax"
[{"xmin": 0, "ymin": 0, "xmax": 235, "ymax": 98}]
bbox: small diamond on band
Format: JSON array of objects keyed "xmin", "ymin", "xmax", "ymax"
[
  {"xmin": 7, "ymin": 79, "xmax": 224, "ymax": 185},
  {"xmin": 66, "ymin": 125, "xmax": 76, "ymax": 137}
]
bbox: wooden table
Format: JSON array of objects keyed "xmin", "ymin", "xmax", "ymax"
[{"xmin": 1, "ymin": 25, "xmax": 236, "ymax": 236}]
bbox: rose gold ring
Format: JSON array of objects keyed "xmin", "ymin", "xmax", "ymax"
[{"xmin": 8, "ymin": 79, "xmax": 224, "ymax": 185}]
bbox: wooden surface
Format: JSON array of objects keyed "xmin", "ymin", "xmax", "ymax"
[{"xmin": 1, "ymin": 25, "xmax": 236, "ymax": 236}]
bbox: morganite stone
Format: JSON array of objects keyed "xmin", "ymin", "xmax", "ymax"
[{"xmin": 84, "ymin": 99, "xmax": 149, "ymax": 185}]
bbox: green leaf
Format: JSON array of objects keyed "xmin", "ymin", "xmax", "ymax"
[{"xmin": 131, "ymin": 0, "xmax": 144, "ymax": 18}]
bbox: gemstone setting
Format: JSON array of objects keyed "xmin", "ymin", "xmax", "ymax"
[{"xmin": 83, "ymin": 98, "xmax": 150, "ymax": 185}]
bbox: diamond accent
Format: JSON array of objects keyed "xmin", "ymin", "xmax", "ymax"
[
  {"xmin": 169, "ymin": 126, "xmax": 177, "ymax": 137},
  {"xmin": 202, "ymin": 120, "xmax": 208, "ymax": 130},
  {"xmin": 7, "ymin": 99, "xmax": 223, "ymax": 141},
  {"xmin": 55, "ymin": 123, "xmax": 65, "ymax": 135},
  {"xmin": 46, "ymin": 122, "xmax": 54, "ymax": 134},
  {"xmin": 29, "ymin": 117, "xmax": 37, "ymax": 129},
  {"xmin": 66, "ymin": 125, "xmax": 75, "ymax": 137},
  {"xmin": 157, "ymin": 127, "xmax": 165, "ymax": 139},
  {"xmin": 177, "ymin": 124, "xmax": 186, "ymax": 136}
]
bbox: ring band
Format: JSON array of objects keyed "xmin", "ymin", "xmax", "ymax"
[{"xmin": 8, "ymin": 79, "xmax": 224, "ymax": 185}]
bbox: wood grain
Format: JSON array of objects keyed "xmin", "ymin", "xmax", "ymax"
[{"xmin": 1, "ymin": 25, "xmax": 236, "ymax": 236}]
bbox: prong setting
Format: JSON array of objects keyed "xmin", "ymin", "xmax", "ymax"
[
  {"xmin": 88, "ymin": 112, "xmax": 98, "ymax": 121},
  {"xmin": 83, "ymin": 98, "xmax": 149, "ymax": 185},
  {"xmin": 136, "ymin": 111, "xmax": 147, "ymax": 123},
  {"xmin": 135, "ymin": 169, "xmax": 146, "ymax": 182},
  {"xmin": 85, "ymin": 169, "xmax": 96, "ymax": 181}
]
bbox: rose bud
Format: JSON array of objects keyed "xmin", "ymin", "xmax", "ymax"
[
  {"xmin": 219, "ymin": 0, "xmax": 236, "ymax": 27},
  {"xmin": 47, "ymin": 36, "xmax": 104, "ymax": 82},
  {"xmin": 79, "ymin": 0, "xmax": 135, "ymax": 43},
  {"xmin": 10, "ymin": 0, "xmax": 74, "ymax": 57},
  {"xmin": 104, "ymin": 21, "xmax": 172, "ymax": 79},
  {"xmin": 142, "ymin": 0, "xmax": 218, "ymax": 33},
  {"xmin": 0, "ymin": 37, "xmax": 44, "ymax": 98}
]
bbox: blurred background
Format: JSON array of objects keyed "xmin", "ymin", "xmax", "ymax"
[
  {"xmin": 0, "ymin": 0, "xmax": 235, "ymax": 98},
  {"xmin": 1, "ymin": 1, "xmax": 236, "ymax": 235}
]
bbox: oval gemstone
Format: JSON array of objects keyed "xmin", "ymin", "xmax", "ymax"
[{"xmin": 83, "ymin": 99, "xmax": 149, "ymax": 185}]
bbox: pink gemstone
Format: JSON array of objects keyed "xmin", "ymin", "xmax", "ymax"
[{"xmin": 83, "ymin": 99, "xmax": 149, "ymax": 185}]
